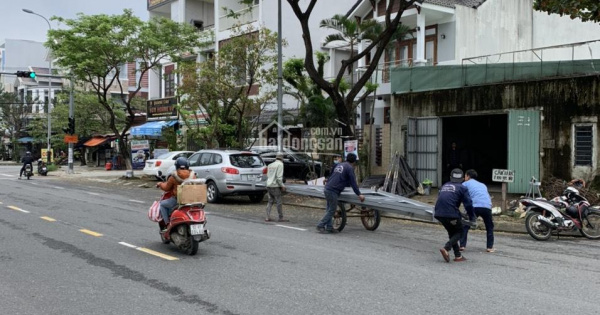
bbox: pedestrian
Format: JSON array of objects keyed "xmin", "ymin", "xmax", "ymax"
[
  {"xmin": 434, "ymin": 168, "xmax": 475, "ymax": 262},
  {"xmin": 265, "ymin": 152, "xmax": 288, "ymax": 222},
  {"xmin": 317, "ymin": 153, "xmax": 365, "ymax": 233},
  {"xmin": 460, "ymin": 169, "xmax": 495, "ymax": 253}
]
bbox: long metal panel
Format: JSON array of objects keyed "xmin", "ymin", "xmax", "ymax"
[
  {"xmin": 507, "ymin": 110, "xmax": 540, "ymax": 193},
  {"xmin": 407, "ymin": 117, "xmax": 440, "ymax": 186},
  {"xmin": 285, "ymin": 184, "xmax": 435, "ymax": 222}
]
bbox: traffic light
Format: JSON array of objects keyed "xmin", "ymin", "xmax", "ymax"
[
  {"xmin": 16, "ymin": 71, "xmax": 36, "ymax": 79},
  {"xmin": 68, "ymin": 117, "xmax": 75, "ymax": 134}
]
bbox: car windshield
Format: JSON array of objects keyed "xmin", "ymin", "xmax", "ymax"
[
  {"xmin": 288, "ymin": 149, "xmax": 312, "ymax": 161},
  {"xmin": 155, "ymin": 153, "xmax": 172, "ymax": 160},
  {"xmin": 229, "ymin": 154, "xmax": 264, "ymax": 168}
]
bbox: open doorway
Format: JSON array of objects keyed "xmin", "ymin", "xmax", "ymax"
[{"xmin": 442, "ymin": 114, "xmax": 508, "ymax": 186}]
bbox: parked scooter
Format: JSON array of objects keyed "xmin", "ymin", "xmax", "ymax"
[
  {"xmin": 37, "ymin": 159, "xmax": 48, "ymax": 176},
  {"xmin": 156, "ymin": 171, "xmax": 210, "ymax": 255},
  {"xmin": 520, "ymin": 186, "xmax": 600, "ymax": 240}
]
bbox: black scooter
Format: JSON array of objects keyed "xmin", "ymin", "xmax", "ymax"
[{"xmin": 37, "ymin": 159, "xmax": 48, "ymax": 176}]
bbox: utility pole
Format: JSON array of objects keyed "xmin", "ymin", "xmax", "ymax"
[
  {"xmin": 277, "ymin": 0, "xmax": 283, "ymax": 154},
  {"xmin": 68, "ymin": 79, "xmax": 74, "ymax": 174}
]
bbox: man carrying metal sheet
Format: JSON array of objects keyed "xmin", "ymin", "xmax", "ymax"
[
  {"xmin": 434, "ymin": 168, "xmax": 475, "ymax": 262},
  {"xmin": 317, "ymin": 153, "xmax": 365, "ymax": 233}
]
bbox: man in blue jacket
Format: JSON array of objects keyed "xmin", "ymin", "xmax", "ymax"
[
  {"xmin": 434, "ymin": 168, "xmax": 474, "ymax": 262},
  {"xmin": 317, "ymin": 153, "xmax": 365, "ymax": 233},
  {"xmin": 460, "ymin": 169, "xmax": 495, "ymax": 252}
]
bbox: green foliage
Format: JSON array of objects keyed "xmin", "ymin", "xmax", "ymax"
[
  {"xmin": 287, "ymin": 0, "xmax": 421, "ymax": 136},
  {"xmin": 1, "ymin": 87, "xmax": 34, "ymax": 160},
  {"xmin": 178, "ymin": 26, "xmax": 280, "ymax": 149},
  {"xmin": 534, "ymin": 0, "xmax": 600, "ymax": 23},
  {"xmin": 46, "ymin": 9, "xmax": 200, "ymax": 169}
]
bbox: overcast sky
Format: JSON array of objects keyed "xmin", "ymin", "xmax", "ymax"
[{"xmin": 0, "ymin": 0, "xmax": 148, "ymax": 44}]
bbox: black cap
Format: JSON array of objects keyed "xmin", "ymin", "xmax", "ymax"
[{"xmin": 450, "ymin": 168, "xmax": 464, "ymax": 183}]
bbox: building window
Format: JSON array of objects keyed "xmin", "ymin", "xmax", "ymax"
[
  {"xmin": 384, "ymin": 107, "xmax": 390, "ymax": 124},
  {"xmin": 164, "ymin": 65, "xmax": 175, "ymax": 97},
  {"xmin": 574, "ymin": 125, "xmax": 593, "ymax": 166}
]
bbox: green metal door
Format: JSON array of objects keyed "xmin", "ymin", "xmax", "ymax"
[{"xmin": 507, "ymin": 110, "xmax": 540, "ymax": 193}]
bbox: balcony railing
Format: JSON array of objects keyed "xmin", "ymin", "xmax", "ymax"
[{"xmin": 219, "ymin": 5, "xmax": 259, "ymax": 31}]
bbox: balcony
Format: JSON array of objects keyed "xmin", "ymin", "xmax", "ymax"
[{"xmin": 219, "ymin": 4, "xmax": 259, "ymax": 31}]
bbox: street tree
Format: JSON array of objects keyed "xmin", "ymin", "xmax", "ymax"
[
  {"xmin": 29, "ymin": 91, "xmax": 121, "ymax": 165},
  {"xmin": 286, "ymin": 0, "xmax": 423, "ymax": 137},
  {"xmin": 178, "ymin": 26, "xmax": 280, "ymax": 149},
  {"xmin": 46, "ymin": 9, "xmax": 200, "ymax": 169},
  {"xmin": 0, "ymin": 87, "xmax": 32, "ymax": 161},
  {"xmin": 534, "ymin": 0, "xmax": 600, "ymax": 23}
]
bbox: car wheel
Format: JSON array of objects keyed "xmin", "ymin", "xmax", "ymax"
[{"xmin": 206, "ymin": 181, "xmax": 220, "ymax": 203}]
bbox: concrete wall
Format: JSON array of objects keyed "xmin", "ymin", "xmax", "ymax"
[
  {"xmin": 186, "ymin": 0, "xmax": 214, "ymax": 27},
  {"xmin": 390, "ymin": 75, "xmax": 600, "ymax": 182},
  {"xmin": 454, "ymin": 0, "xmax": 533, "ymax": 62},
  {"xmin": 436, "ymin": 21, "xmax": 455, "ymax": 65}
]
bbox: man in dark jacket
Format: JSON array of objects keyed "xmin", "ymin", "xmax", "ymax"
[
  {"xmin": 19, "ymin": 151, "xmax": 35, "ymax": 179},
  {"xmin": 434, "ymin": 168, "xmax": 474, "ymax": 262},
  {"xmin": 317, "ymin": 153, "xmax": 365, "ymax": 233}
]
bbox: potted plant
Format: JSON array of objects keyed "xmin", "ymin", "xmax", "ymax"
[{"xmin": 422, "ymin": 179, "xmax": 433, "ymax": 195}]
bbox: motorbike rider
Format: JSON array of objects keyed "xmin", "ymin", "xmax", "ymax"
[
  {"xmin": 19, "ymin": 151, "xmax": 35, "ymax": 179},
  {"xmin": 156, "ymin": 157, "xmax": 195, "ymax": 231}
]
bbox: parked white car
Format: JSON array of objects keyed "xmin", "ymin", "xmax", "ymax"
[{"xmin": 143, "ymin": 151, "xmax": 194, "ymax": 180}]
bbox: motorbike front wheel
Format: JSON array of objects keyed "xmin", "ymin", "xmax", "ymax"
[
  {"xmin": 525, "ymin": 212, "xmax": 552, "ymax": 241},
  {"xmin": 580, "ymin": 213, "xmax": 600, "ymax": 239}
]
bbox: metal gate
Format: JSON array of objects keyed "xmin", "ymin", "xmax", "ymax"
[
  {"xmin": 507, "ymin": 110, "xmax": 540, "ymax": 193},
  {"xmin": 406, "ymin": 117, "xmax": 440, "ymax": 186}
]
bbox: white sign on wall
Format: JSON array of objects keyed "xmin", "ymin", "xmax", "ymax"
[{"xmin": 492, "ymin": 169, "xmax": 515, "ymax": 183}]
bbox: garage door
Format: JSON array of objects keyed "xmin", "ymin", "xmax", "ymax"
[
  {"xmin": 406, "ymin": 117, "xmax": 440, "ymax": 186},
  {"xmin": 507, "ymin": 110, "xmax": 540, "ymax": 193}
]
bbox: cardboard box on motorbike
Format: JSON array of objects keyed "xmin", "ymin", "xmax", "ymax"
[{"xmin": 177, "ymin": 182, "xmax": 207, "ymax": 204}]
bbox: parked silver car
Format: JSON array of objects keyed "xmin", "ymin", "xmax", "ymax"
[{"xmin": 166, "ymin": 149, "xmax": 267, "ymax": 203}]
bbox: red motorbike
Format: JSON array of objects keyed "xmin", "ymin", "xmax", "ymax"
[{"xmin": 157, "ymin": 179, "xmax": 210, "ymax": 255}]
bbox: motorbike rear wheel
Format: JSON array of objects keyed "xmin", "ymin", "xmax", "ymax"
[
  {"xmin": 186, "ymin": 234, "xmax": 199, "ymax": 255},
  {"xmin": 580, "ymin": 213, "xmax": 600, "ymax": 239},
  {"xmin": 525, "ymin": 212, "xmax": 552, "ymax": 241}
]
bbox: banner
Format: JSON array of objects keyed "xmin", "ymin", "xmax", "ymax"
[
  {"xmin": 344, "ymin": 140, "xmax": 358, "ymax": 160},
  {"xmin": 40, "ymin": 149, "xmax": 54, "ymax": 163},
  {"xmin": 131, "ymin": 140, "xmax": 150, "ymax": 170}
]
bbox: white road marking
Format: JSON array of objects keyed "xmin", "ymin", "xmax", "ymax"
[
  {"xmin": 30, "ymin": 182, "xmax": 39, "ymax": 185},
  {"xmin": 86, "ymin": 192, "xmax": 100, "ymax": 196},
  {"xmin": 55, "ymin": 187, "xmax": 65, "ymax": 190},
  {"xmin": 118, "ymin": 242, "xmax": 138, "ymax": 249},
  {"xmin": 275, "ymin": 225, "xmax": 307, "ymax": 231},
  {"xmin": 7, "ymin": 206, "xmax": 30, "ymax": 213},
  {"xmin": 128, "ymin": 199, "xmax": 145, "ymax": 204},
  {"xmin": 0, "ymin": 174, "xmax": 14, "ymax": 177}
]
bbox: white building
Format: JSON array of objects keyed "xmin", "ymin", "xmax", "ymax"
[
  {"xmin": 346, "ymin": 0, "xmax": 600, "ymax": 128},
  {"xmin": 0, "ymin": 39, "xmax": 50, "ymax": 92},
  {"xmin": 146, "ymin": 0, "xmax": 357, "ymax": 114}
]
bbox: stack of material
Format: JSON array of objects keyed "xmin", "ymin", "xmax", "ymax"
[
  {"xmin": 379, "ymin": 152, "xmax": 420, "ymax": 197},
  {"xmin": 540, "ymin": 176, "xmax": 599, "ymax": 204}
]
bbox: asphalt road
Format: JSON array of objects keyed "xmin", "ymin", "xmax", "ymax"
[{"xmin": 1, "ymin": 165, "xmax": 599, "ymax": 315}]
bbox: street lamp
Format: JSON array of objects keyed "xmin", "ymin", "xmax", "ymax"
[{"xmin": 22, "ymin": 8, "xmax": 52, "ymax": 165}]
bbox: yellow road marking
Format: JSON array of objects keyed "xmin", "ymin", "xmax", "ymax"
[
  {"xmin": 79, "ymin": 229, "xmax": 103, "ymax": 237},
  {"xmin": 8, "ymin": 206, "xmax": 30, "ymax": 213},
  {"xmin": 137, "ymin": 247, "xmax": 179, "ymax": 261},
  {"xmin": 40, "ymin": 216, "xmax": 56, "ymax": 222}
]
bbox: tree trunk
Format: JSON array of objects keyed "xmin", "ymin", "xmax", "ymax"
[{"xmin": 118, "ymin": 138, "xmax": 132, "ymax": 170}]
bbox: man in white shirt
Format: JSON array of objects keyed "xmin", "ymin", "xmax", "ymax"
[{"xmin": 265, "ymin": 153, "xmax": 288, "ymax": 222}]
